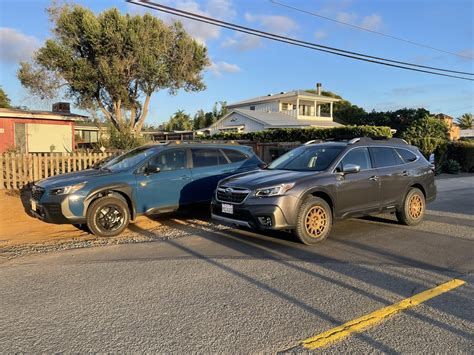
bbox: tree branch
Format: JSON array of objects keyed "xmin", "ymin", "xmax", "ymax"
[{"xmin": 134, "ymin": 94, "xmax": 151, "ymax": 133}]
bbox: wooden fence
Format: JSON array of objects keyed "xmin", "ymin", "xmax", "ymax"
[{"xmin": 0, "ymin": 152, "xmax": 117, "ymax": 190}]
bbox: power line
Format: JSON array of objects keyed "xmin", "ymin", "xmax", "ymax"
[
  {"xmin": 126, "ymin": 0, "xmax": 474, "ymax": 81},
  {"xmin": 270, "ymin": 0, "xmax": 474, "ymax": 61}
]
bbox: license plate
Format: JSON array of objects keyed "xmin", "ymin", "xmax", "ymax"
[
  {"xmin": 31, "ymin": 199, "xmax": 37, "ymax": 212},
  {"xmin": 222, "ymin": 203, "xmax": 233, "ymax": 214}
]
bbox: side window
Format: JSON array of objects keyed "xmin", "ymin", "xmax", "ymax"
[
  {"xmin": 339, "ymin": 147, "xmax": 371, "ymax": 171},
  {"xmin": 149, "ymin": 149, "xmax": 186, "ymax": 171},
  {"xmin": 222, "ymin": 149, "xmax": 248, "ymax": 163},
  {"xmin": 370, "ymin": 147, "xmax": 403, "ymax": 168},
  {"xmin": 191, "ymin": 149, "xmax": 228, "ymax": 168},
  {"xmin": 396, "ymin": 148, "xmax": 417, "ymax": 163}
]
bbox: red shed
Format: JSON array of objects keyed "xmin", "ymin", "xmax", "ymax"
[{"xmin": 0, "ymin": 103, "xmax": 87, "ymax": 153}]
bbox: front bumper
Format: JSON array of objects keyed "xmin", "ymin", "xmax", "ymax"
[
  {"xmin": 211, "ymin": 195, "xmax": 298, "ymax": 230},
  {"xmin": 28, "ymin": 188, "xmax": 86, "ymax": 225}
]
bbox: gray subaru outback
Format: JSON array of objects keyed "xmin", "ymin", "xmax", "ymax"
[{"xmin": 211, "ymin": 137, "xmax": 436, "ymax": 245}]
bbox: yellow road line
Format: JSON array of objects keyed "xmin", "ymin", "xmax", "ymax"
[{"xmin": 302, "ymin": 278, "xmax": 466, "ymax": 350}]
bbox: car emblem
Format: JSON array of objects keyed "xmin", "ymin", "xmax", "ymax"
[{"xmin": 225, "ymin": 187, "xmax": 233, "ymax": 195}]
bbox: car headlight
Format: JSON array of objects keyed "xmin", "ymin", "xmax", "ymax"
[
  {"xmin": 255, "ymin": 183, "xmax": 295, "ymax": 197},
  {"xmin": 50, "ymin": 182, "xmax": 86, "ymax": 195}
]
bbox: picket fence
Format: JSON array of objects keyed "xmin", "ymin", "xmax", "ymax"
[{"xmin": 0, "ymin": 152, "xmax": 117, "ymax": 190}]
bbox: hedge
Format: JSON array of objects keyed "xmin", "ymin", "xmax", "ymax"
[
  {"xmin": 201, "ymin": 125, "xmax": 392, "ymax": 143},
  {"xmin": 447, "ymin": 141, "xmax": 474, "ymax": 172}
]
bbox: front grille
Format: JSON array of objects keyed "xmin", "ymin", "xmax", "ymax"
[
  {"xmin": 31, "ymin": 185, "xmax": 45, "ymax": 201},
  {"xmin": 216, "ymin": 186, "xmax": 250, "ymax": 204}
]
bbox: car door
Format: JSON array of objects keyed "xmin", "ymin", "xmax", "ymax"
[
  {"xmin": 369, "ymin": 146, "xmax": 408, "ymax": 208},
  {"xmin": 135, "ymin": 148, "xmax": 191, "ymax": 213},
  {"xmin": 334, "ymin": 147, "xmax": 381, "ymax": 217},
  {"xmin": 188, "ymin": 148, "xmax": 233, "ymax": 203}
]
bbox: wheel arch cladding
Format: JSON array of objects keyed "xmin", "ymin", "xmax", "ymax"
[
  {"xmin": 85, "ymin": 185, "xmax": 136, "ymax": 220},
  {"xmin": 301, "ymin": 190, "xmax": 334, "ymax": 216},
  {"xmin": 409, "ymin": 183, "xmax": 426, "ymax": 198}
]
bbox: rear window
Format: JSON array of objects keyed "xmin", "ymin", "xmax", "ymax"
[
  {"xmin": 222, "ymin": 149, "xmax": 248, "ymax": 163},
  {"xmin": 370, "ymin": 147, "xmax": 404, "ymax": 168},
  {"xmin": 191, "ymin": 149, "xmax": 228, "ymax": 168},
  {"xmin": 396, "ymin": 148, "xmax": 418, "ymax": 163}
]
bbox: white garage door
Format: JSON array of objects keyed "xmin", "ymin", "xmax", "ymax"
[{"xmin": 27, "ymin": 123, "xmax": 73, "ymax": 153}]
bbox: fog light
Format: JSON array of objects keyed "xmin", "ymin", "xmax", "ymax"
[{"xmin": 258, "ymin": 216, "xmax": 272, "ymax": 227}]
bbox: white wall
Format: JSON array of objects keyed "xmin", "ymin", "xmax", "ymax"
[
  {"xmin": 235, "ymin": 100, "xmax": 279, "ymax": 113},
  {"xmin": 27, "ymin": 123, "xmax": 73, "ymax": 152},
  {"xmin": 210, "ymin": 112, "xmax": 265, "ymax": 135}
]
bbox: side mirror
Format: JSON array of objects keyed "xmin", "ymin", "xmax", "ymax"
[
  {"xmin": 342, "ymin": 164, "xmax": 361, "ymax": 174},
  {"xmin": 146, "ymin": 165, "xmax": 161, "ymax": 174}
]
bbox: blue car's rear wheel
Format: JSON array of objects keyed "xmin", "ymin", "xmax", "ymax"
[{"xmin": 86, "ymin": 196, "xmax": 130, "ymax": 237}]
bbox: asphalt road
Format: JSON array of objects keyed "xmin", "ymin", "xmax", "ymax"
[{"xmin": 1, "ymin": 176, "xmax": 473, "ymax": 353}]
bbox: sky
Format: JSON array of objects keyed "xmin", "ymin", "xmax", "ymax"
[{"xmin": 0, "ymin": 0, "xmax": 473, "ymax": 126}]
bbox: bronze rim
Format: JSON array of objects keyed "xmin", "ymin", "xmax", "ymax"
[
  {"xmin": 304, "ymin": 206, "xmax": 328, "ymax": 238},
  {"xmin": 408, "ymin": 194, "xmax": 423, "ymax": 219}
]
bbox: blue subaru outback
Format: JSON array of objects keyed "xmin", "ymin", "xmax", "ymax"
[{"xmin": 29, "ymin": 143, "xmax": 263, "ymax": 237}]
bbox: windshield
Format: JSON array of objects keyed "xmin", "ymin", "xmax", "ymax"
[
  {"xmin": 268, "ymin": 145, "xmax": 345, "ymax": 171},
  {"xmin": 101, "ymin": 146, "xmax": 157, "ymax": 172}
]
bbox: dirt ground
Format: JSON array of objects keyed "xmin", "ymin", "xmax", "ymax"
[{"xmin": 0, "ymin": 190, "xmax": 162, "ymax": 250}]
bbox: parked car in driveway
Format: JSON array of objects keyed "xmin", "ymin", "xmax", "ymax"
[
  {"xmin": 211, "ymin": 137, "xmax": 436, "ymax": 245},
  {"xmin": 28, "ymin": 142, "xmax": 263, "ymax": 237}
]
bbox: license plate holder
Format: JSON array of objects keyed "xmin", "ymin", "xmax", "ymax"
[
  {"xmin": 222, "ymin": 203, "xmax": 233, "ymax": 214},
  {"xmin": 31, "ymin": 199, "xmax": 37, "ymax": 212}
]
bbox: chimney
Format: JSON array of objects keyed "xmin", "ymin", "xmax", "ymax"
[
  {"xmin": 316, "ymin": 83, "xmax": 322, "ymax": 95},
  {"xmin": 52, "ymin": 102, "xmax": 71, "ymax": 114}
]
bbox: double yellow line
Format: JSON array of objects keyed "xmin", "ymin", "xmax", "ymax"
[{"xmin": 301, "ymin": 278, "xmax": 466, "ymax": 349}]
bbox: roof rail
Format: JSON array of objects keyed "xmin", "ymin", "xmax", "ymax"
[
  {"xmin": 154, "ymin": 140, "xmax": 241, "ymax": 145},
  {"xmin": 304, "ymin": 139, "xmax": 324, "ymax": 145},
  {"xmin": 348, "ymin": 137, "xmax": 408, "ymax": 145}
]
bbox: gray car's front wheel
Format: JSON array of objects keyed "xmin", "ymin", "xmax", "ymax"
[
  {"xmin": 294, "ymin": 197, "xmax": 332, "ymax": 245},
  {"xmin": 86, "ymin": 196, "xmax": 130, "ymax": 237}
]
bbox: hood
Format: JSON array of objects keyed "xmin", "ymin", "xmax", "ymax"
[
  {"xmin": 219, "ymin": 169, "xmax": 318, "ymax": 189},
  {"xmin": 35, "ymin": 169, "xmax": 114, "ymax": 189}
]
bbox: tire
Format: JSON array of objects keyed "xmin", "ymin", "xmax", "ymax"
[
  {"xmin": 86, "ymin": 196, "xmax": 130, "ymax": 237},
  {"xmin": 294, "ymin": 197, "xmax": 332, "ymax": 245},
  {"xmin": 396, "ymin": 188, "xmax": 425, "ymax": 226}
]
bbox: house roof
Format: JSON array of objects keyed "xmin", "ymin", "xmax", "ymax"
[
  {"xmin": 227, "ymin": 90, "xmax": 340, "ymax": 108},
  {"xmin": 225, "ymin": 109, "xmax": 342, "ymax": 128},
  {"xmin": 0, "ymin": 107, "xmax": 87, "ymax": 121}
]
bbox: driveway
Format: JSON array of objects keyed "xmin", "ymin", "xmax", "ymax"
[{"xmin": 0, "ymin": 175, "xmax": 473, "ymax": 352}]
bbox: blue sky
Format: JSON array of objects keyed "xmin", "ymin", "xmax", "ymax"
[{"xmin": 0, "ymin": 0, "xmax": 473, "ymax": 126}]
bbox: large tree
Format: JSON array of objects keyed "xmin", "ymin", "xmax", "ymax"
[
  {"xmin": 0, "ymin": 86, "xmax": 11, "ymax": 108},
  {"xmin": 457, "ymin": 113, "xmax": 473, "ymax": 129},
  {"xmin": 18, "ymin": 5, "xmax": 209, "ymax": 134},
  {"xmin": 164, "ymin": 110, "xmax": 192, "ymax": 131}
]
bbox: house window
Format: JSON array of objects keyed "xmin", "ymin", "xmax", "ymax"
[
  {"xmin": 282, "ymin": 103, "xmax": 289, "ymax": 110},
  {"xmin": 249, "ymin": 105, "xmax": 255, "ymax": 111}
]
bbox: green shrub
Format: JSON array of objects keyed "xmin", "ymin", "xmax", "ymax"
[
  {"xmin": 447, "ymin": 141, "xmax": 474, "ymax": 172},
  {"xmin": 100, "ymin": 128, "xmax": 149, "ymax": 150},
  {"xmin": 401, "ymin": 115, "xmax": 449, "ymax": 157},
  {"xmin": 443, "ymin": 159, "xmax": 461, "ymax": 174},
  {"xmin": 201, "ymin": 125, "xmax": 392, "ymax": 143}
]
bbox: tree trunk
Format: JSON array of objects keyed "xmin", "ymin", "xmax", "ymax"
[{"xmin": 134, "ymin": 95, "xmax": 151, "ymax": 133}]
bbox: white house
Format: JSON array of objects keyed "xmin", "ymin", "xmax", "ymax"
[{"xmin": 204, "ymin": 83, "xmax": 342, "ymax": 135}]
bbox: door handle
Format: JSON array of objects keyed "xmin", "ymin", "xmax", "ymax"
[
  {"xmin": 178, "ymin": 175, "xmax": 191, "ymax": 180},
  {"xmin": 400, "ymin": 171, "xmax": 409, "ymax": 176},
  {"xmin": 369, "ymin": 175, "xmax": 379, "ymax": 181}
]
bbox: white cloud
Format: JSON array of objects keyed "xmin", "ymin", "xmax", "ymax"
[
  {"xmin": 336, "ymin": 12, "xmax": 383, "ymax": 31},
  {"xmin": 457, "ymin": 48, "xmax": 474, "ymax": 60},
  {"xmin": 222, "ymin": 33, "xmax": 262, "ymax": 51},
  {"xmin": 314, "ymin": 31, "xmax": 327, "ymax": 40},
  {"xmin": 0, "ymin": 27, "xmax": 40, "ymax": 63},
  {"xmin": 127, "ymin": 0, "xmax": 235, "ymax": 44},
  {"xmin": 244, "ymin": 13, "xmax": 298, "ymax": 35},
  {"xmin": 208, "ymin": 61, "xmax": 241, "ymax": 76},
  {"xmin": 360, "ymin": 14, "xmax": 382, "ymax": 31}
]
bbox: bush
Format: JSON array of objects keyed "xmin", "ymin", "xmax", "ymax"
[
  {"xmin": 100, "ymin": 128, "xmax": 149, "ymax": 150},
  {"xmin": 201, "ymin": 125, "xmax": 392, "ymax": 143},
  {"xmin": 401, "ymin": 115, "xmax": 449, "ymax": 157},
  {"xmin": 443, "ymin": 159, "xmax": 461, "ymax": 174},
  {"xmin": 447, "ymin": 141, "xmax": 474, "ymax": 172}
]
